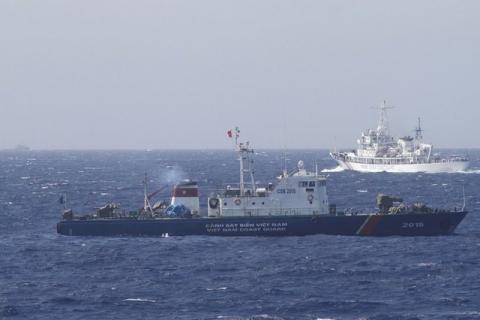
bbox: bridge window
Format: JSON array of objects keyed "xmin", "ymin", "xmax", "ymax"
[
  {"xmin": 309, "ymin": 181, "xmax": 316, "ymax": 187},
  {"xmin": 299, "ymin": 181, "xmax": 308, "ymax": 187}
]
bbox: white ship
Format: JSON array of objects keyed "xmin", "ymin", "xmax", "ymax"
[{"xmin": 330, "ymin": 101, "xmax": 469, "ymax": 173}]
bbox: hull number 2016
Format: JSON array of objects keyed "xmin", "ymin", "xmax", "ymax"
[{"xmin": 402, "ymin": 222, "xmax": 424, "ymax": 228}]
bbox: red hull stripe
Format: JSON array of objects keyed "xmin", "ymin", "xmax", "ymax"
[
  {"xmin": 357, "ymin": 215, "xmax": 383, "ymax": 236},
  {"xmin": 172, "ymin": 188, "xmax": 199, "ymax": 197}
]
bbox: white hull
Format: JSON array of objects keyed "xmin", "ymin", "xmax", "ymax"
[
  {"xmin": 334, "ymin": 158, "xmax": 469, "ymax": 173},
  {"xmin": 333, "ymin": 101, "xmax": 470, "ymax": 173}
]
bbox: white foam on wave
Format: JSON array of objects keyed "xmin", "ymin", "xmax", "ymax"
[
  {"xmin": 207, "ymin": 287, "xmax": 228, "ymax": 291},
  {"xmin": 124, "ymin": 298, "xmax": 156, "ymax": 303},
  {"xmin": 416, "ymin": 262, "xmax": 437, "ymax": 267},
  {"xmin": 441, "ymin": 311, "xmax": 480, "ymax": 316},
  {"xmin": 321, "ymin": 166, "xmax": 345, "ymax": 173}
]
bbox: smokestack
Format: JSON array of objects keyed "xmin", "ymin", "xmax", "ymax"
[{"xmin": 170, "ymin": 180, "xmax": 200, "ymax": 215}]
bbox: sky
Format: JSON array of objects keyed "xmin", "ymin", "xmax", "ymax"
[{"xmin": 0, "ymin": 0, "xmax": 479, "ymax": 150}]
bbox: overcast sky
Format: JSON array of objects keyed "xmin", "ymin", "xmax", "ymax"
[{"xmin": 1, "ymin": 1, "xmax": 478, "ymax": 149}]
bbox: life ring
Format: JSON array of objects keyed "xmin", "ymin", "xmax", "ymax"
[
  {"xmin": 234, "ymin": 198, "xmax": 241, "ymax": 206},
  {"xmin": 307, "ymin": 194, "xmax": 314, "ymax": 202},
  {"xmin": 209, "ymin": 198, "xmax": 219, "ymax": 209}
]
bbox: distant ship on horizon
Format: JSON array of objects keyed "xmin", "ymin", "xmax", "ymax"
[
  {"xmin": 330, "ymin": 101, "xmax": 469, "ymax": 173},
  {"xmin": 14, "ymin": 144, "xmax": 30, "ymax": 152},
  {"xmin": 1, "ymin": 144, "xmax": 31, "ymax": 152}
]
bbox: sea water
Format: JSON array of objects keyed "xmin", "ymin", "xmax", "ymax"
[{"xmin": 0, "ymin": 149, "xmax": 479, "ymax": 320}]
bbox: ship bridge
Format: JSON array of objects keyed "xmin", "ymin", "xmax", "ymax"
[{"xmin": 208, "ymin": 131, "xmax": 329, "ymax": 217}]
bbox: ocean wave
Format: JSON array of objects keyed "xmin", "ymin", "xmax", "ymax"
[
  {"xmin": 207, "ymin": 287, "xmax": 228, "ymax": 291},
  {"xmin": 249, "ymin": 315, "xmax": 285, "ymax": 320},
  {"xmin": 216, "ymin": 316, "xmax": 285, "ymax": 320},
  {"xmin": 1, "ymin": 306, "xmax": 19, "ymax": 317},
  {"xmin": 46, "ymin": 297, "xmax": 79, "ymax": 304},
  {"xmin": 123, "ymin": 298, "xmax": 156, "ymax": 303},
  {"xmin": 415, "ymin": 262, "xmax": 437, "ymax": 267}
]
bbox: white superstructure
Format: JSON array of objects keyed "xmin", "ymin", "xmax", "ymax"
[
  {"xmin": 207, "ymin": 129, "xmax": 330, "ymax": 217},
  {"xmin": 330, "ymin": 101, "xmax": 469, "ymax": 173},
  {"xmin": 170, "ymin": 181, "xmax": 200, "ymax": 215}
]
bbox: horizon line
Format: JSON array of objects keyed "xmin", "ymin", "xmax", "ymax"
[{"xmin": 0, "ymin": 147, "xmax": 478, "ymax": 152}]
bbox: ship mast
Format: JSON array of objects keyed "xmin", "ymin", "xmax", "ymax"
[
  {"xmin": 372, "ymin": 100, "xmax": 395, "ymax": 148},
  {"xmin": 415, "ymin": 117, "xmax": 423, "ymax": 141},
  {"xmin": 228, "ymin": 127, "xmax": 256, "ymax": 197},
  {"xmin": 143, "ymin": 172, "xmax": 153, "ymax": 212},
  {"xmin": 376, "ymin": 100, "xmax": 393, "ymax": 137}
]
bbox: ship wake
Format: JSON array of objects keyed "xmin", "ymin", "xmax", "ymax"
[
  {"xmin": 321, "ymin": 166, "xmax": 345, "ymax": 173},
  {"xmin": 454, "ymin": 169, "xmax": 480, "ymax": 174}
]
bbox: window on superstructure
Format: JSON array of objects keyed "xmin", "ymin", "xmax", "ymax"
[
  {"xmin": 299, "ymin": 181, "xmax": 308, "ymax": 187},
  {"xmin": 309, "ymin": 181, "xmax": 315, "ymax": 187}
]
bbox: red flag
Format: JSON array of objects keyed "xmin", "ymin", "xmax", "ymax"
[{"xmin": 227, "ymin": 130, "xmax": 233, "ymax": 138}]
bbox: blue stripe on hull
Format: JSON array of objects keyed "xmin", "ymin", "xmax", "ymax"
[{"xmin": 57, "ymin": 212, "xmax": 467, "ymax": 237}]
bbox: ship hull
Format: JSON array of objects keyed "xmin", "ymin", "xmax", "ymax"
[
  {"xmin": 57, "ymin": 211, "xmax": 467, "ymax": 237},
  {"xmin": 331, "ymin": 154, "xmax": 469, "ymax": 173}
]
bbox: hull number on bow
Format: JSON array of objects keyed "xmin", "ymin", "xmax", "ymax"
[{"xmin": 402, "ymin": 222, "xmax": 424, "ymax": 228}]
